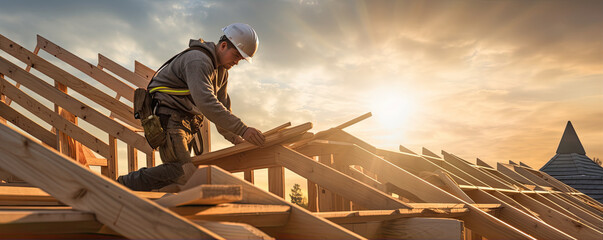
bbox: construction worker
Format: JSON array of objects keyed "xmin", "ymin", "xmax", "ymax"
[{"xmin": 117, "ymin": 23, "xmax": 265, "ymax": 191}]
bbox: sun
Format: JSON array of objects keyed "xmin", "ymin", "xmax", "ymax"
[{"xmin": 369, "ymin": 90, "xmax": 415, "ymax": 130}]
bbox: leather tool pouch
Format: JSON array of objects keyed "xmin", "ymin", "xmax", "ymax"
[{"xmin": 134, "ymin": 88, "xmax": 166, "ymax": 149}]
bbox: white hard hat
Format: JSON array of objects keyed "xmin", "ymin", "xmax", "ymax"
[{"xmin": 222, "ymin": 23, "xmax": 259, "ymax": 63}]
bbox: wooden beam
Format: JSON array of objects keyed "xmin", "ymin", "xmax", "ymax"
[
  {"xmin": 379, "ymin": 217, "xmax": 464, "ymax": 240},
  {"xmin": 268, "ymin": 167, "xmax": 285, "ymax": 198},
  {"xmin": 98, "ymin": 54, "xmax": 149, "ymax": 88},
  {"xmin": 476, "ymin": 158, "xmax": 493, "ymax": 168},
  {"xmin": 442, "ymin": 151, "xmax": 514, "ymax": 189},
  {"xmin": 0, "ymin": 78, "xmax": 111, "ymax": 158},
  {"xmin": 465, "ymin": 189, "xmax": 575, "ymax": 240},
  {"xmin": 154, "ymin": 185, "xmax": 242, "ymax": 208},
  {"xmin": 512, "ymin": 193, "xmax": 602, "ymax": 239},
  {"xmin": 208, "ymin": 165, "xmax": 365, "ymax": 239},
  {"xmin": 273, "ymin": 145, "xmax": 412, "ymax": 210},
  {"xmin": 0, "ymin": 209, "xmax": 95, "ymax": 224},
  {"xmin": 333, "ymin": 112, "xmax": 372, "ymax": 130},
  {"xmin": 127, "ymin": 145, "xmax": 137, "ymax": 173},
  {"xmin": 192, "ymin": 122, "xmax": 312, "ymax": 166},
  {"xmin": 192, "ymin": 220, "xmax": 273, "ymax": 240},
  {"xmin": 335, "ymin": 144, "xmax": 536, "ymax": 239},
  {"xmin": 37, "ymin": 35, "xmax": 135, "ymax": 102},
  {"xmin": 244, "ymin": 170, "xmax": 254, "ymax": 183},
  {"xmin": 529, "ymin": 192, "xmax": 603, "ymax": 231},
  {"xmin": 173, "ymin": 203, "xmax": 290, "ymax": 228},
  {"xmin": 435, "ymin": 170, "xmax": 475, "ymax": 203},
  {"xmin": 0, "ymin": 56, "xmax": 153, "ymax": 155},
  {"xmin": 264, "ymin": 122, "xmax": 291, "ymax": 136},
  {"xmin": 107, "ymin": 135, "xmax": 118, "ymax": 179},
  {"xmin": 134, "ymin": 60, "xmax": 155, "ymax": 81},
  {"xmin": 542, "ymin": 193, "xmax": 603, "ymax": 225},
  {"xmin": 0, "ymin": 123, "xmax": 222, "ymax": 239},
  {"xmin": 376, "ymin": 148, "xmax": 473, "ymax": 186},
  {"xmin": 0, "ymin": 35, "xmax": 141, "ymax": 129},
  {"xmin": 0, "ymin": 101, "xmax": 56, "ymax": 149}
]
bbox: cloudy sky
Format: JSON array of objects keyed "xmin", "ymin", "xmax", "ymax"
[{"xmin": 1, "ymin": 1, "xmax": 602, "ymax": 191}]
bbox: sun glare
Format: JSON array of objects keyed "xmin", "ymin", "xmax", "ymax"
[{"xmin": 369, "ymin": 90, "xmax": 415, "ymax": 129}]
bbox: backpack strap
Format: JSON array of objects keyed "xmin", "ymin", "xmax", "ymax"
[{"xmin": 148, "ymin": 42, "xmax": 216, "ymax": 95}]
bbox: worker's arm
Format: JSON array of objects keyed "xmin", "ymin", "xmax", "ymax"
[{"xmin": 183, "ymin": 57, "xmax": 248, "ymax": 137}]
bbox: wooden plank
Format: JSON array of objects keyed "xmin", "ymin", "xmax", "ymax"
[
  {"xmin": 0, "ymin": 35, "xmax": 141, "ymax": 129},
  {"xmin": 512, "ymin": 193, "xmax": 602, "ymax": 239},
  {"xmin": 0, "ymin": 101, "xmax": 56, "ymax": 149},
  {"xmin": 154, "ymin": 185, "xmax": 242, "ymax": 208},
  {"xmin": 543, "ymin": 193, "xmax": 603, "ymax": 224},
  {"xmin": 192, "ymin": 220, "xmax": 273, "ymax": 240},
  {"xmin": 0, "ymin": 209, "xmax": 95, "ymax": 224},
  {"xmin": 465, "ymin": 189, "xmax": 575, "ymax": 240},
  {"xmin": 264, "ymin": 122, "xmax": 291, "ymax": 136},
  {"xmin": 333, "ymin": 112, "xmax": 372, "ymax": 130},
  {"xmin": 0, "ymin": 123, "xmax": 222, "ymax": 239},
  {"xmin": 192, "ymin": 122, "xmax": 312, "ymax": 166},
  {"xmin": 268, "ymin": 167, "xmax": 285, "ymax": 198},
  {"xmin": 173, "ymin": 203, "xmax": 290, "ymax": 228},
  {"xmin": 513, "ymin": 165, "xmax": 556, "ymax": 187},
  {"xmin": 37, "ymin": 35, "xmax": 135, "ymax": 102},
  {"xmin": 98, "ymin": 54, "xmax": 149, "ymax": 88},
  {"xmin": 274, "ymin": 146, "xmax": 412, "ymax": 210},
  {"xmin": 376, "ymin": 148, "xmax": 473, "ymax": 186},
  {"xmin": 379, "ymin": 217, "xmax": 464, "ymax": 240},
  {"xmin": 244, "ymin": 170, "xmax": 254, "ymax": 183},
  {"xmin": 0, "ymin": 185, "xmax": 170, "ymax": 203},
  {"xmin": 330, "ymin": 144, "xmax": 536, "ymax": 239},
  {"xmin": 476, "ymin": 158, "xmax": 494, "ymax": 168},
  {"xmin": 347, "ymin": 166, "xmax": 387, "ymax": 192},
  {"xmin": 497, "ymin": 163, "xmax": 541, "ymax": 186},
  {"xmin": 307, "ymin": 179, "xmax": 318, "ymax": 211},
  {"xmin": 316, "ymin": 208, "xmax": 473, "ymax": 224},
  {"xmin": 399, "ymin": 144, "xmax": 417, "ymax": 154},
  {"xmin": 0, "ymin": 56, "xmax": 153, "ymax": 155},
  {"xmin": 134, "ymin": 60, "xmax": 155, "ymax": 81},
  {"xmin": 0, "ymin": 78, "xmax": 111, "ymax": 158},
  {"xmin": 435, "ymin": 170, "xmax": 475, "ymax": 204},
  {"xmin": 127, "ymin": 145, "xmax": 137, "ymax": 173},
  {"xmin": 107, "ymin": 135, "xmax": 117, "ymax": 179},
  {"xmin": 442, "ymin": 151, "xmax": 514, "ymax": 189},
  {"xmin": 208, "ymin": 165, "xmax": 365, "ymax": 239},
  {"xmin": 530, "ymin": 192, "xmax": 603, "ymax": 231}
]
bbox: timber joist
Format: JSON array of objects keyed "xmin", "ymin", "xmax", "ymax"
[{"xmin": 0, "ymin": 35, "xmax": 601, "ymax": 239}]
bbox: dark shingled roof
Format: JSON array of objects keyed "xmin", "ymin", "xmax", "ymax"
[{"xmin": 540, "ymin": 121, "xmax": 603, "ymax": 203}]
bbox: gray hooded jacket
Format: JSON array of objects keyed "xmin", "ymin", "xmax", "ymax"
[{"xmin": 148, "ymin": 39, "xmax": 247, "ymax": 143}]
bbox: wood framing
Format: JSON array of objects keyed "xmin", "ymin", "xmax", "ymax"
[
  {"xmin": 0, "ymin": 122, "xmax": 221, "ymax": 239},
  {"xmin": 208, "ymin": 165, "xmax": 365, "ymax": 239}
]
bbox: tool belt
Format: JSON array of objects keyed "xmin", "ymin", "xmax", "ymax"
[{"xmin": 134, "ymin": 88, "xmax": 165, "ymax": 149}]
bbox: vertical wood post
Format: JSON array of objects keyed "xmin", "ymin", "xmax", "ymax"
[
  {"xmin": 307, "ymin": 179, "xmax": 318, "ymax": 211},
  {"xmin": 268, "ymin": 166, "xmax": 285, "ymax": 198},
  {"xmin": 244, "ymin": 170, "xmax": 254, "ymax": 183},
  {"xmin": 107, "ymin": 135, "xmax": 118, "ymax": 179},
  {"xmin": 147, "ymin": 151, "xmax": 155, "ymax": 167},
  {"xmin": 317, "ymin": 154, "xmax": 335, "ymax": 212},
  {"xmin": 201, "ymin": 117, "xmax": 211, "ymax": 153},
  {"xmin": 0, "ymin": 74, "xmax": 5, "ymax": 124},
  {"xmin": 127, "ymin": 145, "xmax": 138, "ymax": 173}
]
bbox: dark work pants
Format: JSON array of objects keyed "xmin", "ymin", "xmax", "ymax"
[{"xmin": 117, "ymin": 114, "xmax": 193, "ymax": 191}]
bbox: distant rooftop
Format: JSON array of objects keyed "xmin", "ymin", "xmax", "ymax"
[{"xmin": 540, "ymin": 121, "xmax": 603, "ymax": 203}]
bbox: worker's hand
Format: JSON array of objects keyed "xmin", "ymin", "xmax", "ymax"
[
  {"xmin": 233, "ymin": 136, "xmax": 245, "ymax": 145},
  {"xmin": 242, "ymin": 127, "xmax": 265, "ymax": 146}
]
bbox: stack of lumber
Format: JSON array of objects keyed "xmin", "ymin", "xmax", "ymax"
[{"xmin": 1, "ymin": 34, "xmax": 602, "ymax": 239}]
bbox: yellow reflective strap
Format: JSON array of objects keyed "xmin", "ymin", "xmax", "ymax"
[{"xmin": 149, "ymin": 86, "xmax": 191, "ymax": 96}]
